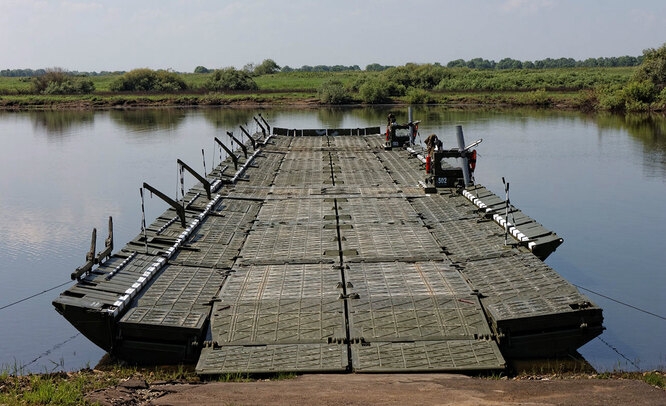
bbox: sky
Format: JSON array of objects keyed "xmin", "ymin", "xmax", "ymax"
[{"xmin": 1, "ymin": 0, "xmax": 665, "ymax": 73}]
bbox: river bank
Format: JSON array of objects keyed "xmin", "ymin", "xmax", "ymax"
[
  {"xmin": 1, "ymin": 366, "xmax": 664, "ymax": 406},
  {"xmin": 0, "ymin": 89, "xmax": 593, "ymax": 111}
]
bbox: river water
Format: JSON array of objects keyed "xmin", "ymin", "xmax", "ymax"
[{"xmin": 0, "ymin": 107, "xmax": 663, "ymax": 373}]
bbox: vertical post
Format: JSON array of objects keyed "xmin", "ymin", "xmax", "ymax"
[
  {"xmin": 408, "ymin": 107, "xmax": 414, "ymax": 145},
  {"xmin": 456, "ymin": 125, "xmax": 472, "ymax": 187},
  {"xmin": 140, "ymin": 187, "xmax": 148, "ymax": 253},
  {"xmin": 503, "ymin": 177, "xmax": 510, "ymax": 246},
  {"xmin": 179, "ymin": 164, "xmax": 185, "ymax": 205}
]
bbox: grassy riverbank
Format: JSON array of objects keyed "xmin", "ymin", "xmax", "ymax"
[{"xmin": 0, "ymin": 67, "xmax": 644, "ymax": 111}]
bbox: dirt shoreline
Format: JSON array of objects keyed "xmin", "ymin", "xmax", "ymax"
[{"xmin": 85, "ymin": 372, "xmax": 666, "ymax": 406}]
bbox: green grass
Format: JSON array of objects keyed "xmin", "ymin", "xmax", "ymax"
[
  {"xmin": 0, "ymin": 76, "xmax": 32, "ymax": 94},
  {"xmin": 643, "ymin": 371, "xmax": 665, "ymax": 388},
  {"xmin": 254, "ymin": 70, "xmax": 370, "ymax": 91},
  {"xmin": 0, "ymin": 362, "xmax": 302, "ymax": 405}
]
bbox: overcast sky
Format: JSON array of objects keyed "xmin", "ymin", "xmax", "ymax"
[{"xmin": 1, "ymin": 0, "xmax": 665, "ymax": 72}]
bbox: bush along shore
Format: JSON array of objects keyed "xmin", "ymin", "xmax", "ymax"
[{"xmin": 2, "ymin": 44, "xmax": 666, "ymax": 112}]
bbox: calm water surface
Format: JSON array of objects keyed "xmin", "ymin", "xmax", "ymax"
[{"xmin": 0, "ymin": 107, "xmax": 664, "ymax": 373}]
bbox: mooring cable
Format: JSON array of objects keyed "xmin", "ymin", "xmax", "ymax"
[
  {"xmin": 596, "ymin": 335, "xmax": 641, "ymax": 371},
  {"xmin": 20, "ymin": 333, "xmax": 82, "ymax": 371},
  {"xmin": 573, "ymin": 283, "xmax": 666, "ymax": 321},
  {"xmin": 0, "ymin": 280, "xmax": 72, "ymax": 311}
]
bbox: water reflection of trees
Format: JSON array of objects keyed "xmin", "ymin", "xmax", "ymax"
[
  {"xmin": 109, "ymin": 109, "xmax": 187, "ymax": 132},
  {"xmin": 596, "ymin": 113, "xmax": 666, "ymax": 178},
  {"xmin": 201, "ymin": 108, "xmax": 257, "ymax": 129},
  {"xmin": 30, "ymin": 111, "xmax": 94, "ymax": 137}
]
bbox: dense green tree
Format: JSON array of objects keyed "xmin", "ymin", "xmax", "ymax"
[
  {"xmin": 194, "ymin": 66, "xmax": 210, "ymax": 74},
  {"xmin": 496, "ymin": 58, "xmax": 523, "ymax": 69},
  {"xmin": 242, "ymin": 63, "xmax": 255, "ymax": 73},
  {"xmin": 466, "ymin": 58, "xmax": 495, "ymax": 69},
  {"xmin": 447, "ymin": 59, "xmax": 466, "ymax": 68},
  {"xmin": 365, "ymin": 63, "xmax": 391, "ymax": 71},
  {"xmin": 254, "ymin": 59, "xmax": 281, "ymax": 75},
  {"xmin": 632, "ymin": 43, "xmax": 666, "ymax": 90}
]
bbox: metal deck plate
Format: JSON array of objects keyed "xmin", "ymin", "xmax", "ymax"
[
  {"xmin": 340, "ymin": 223, "xmax": 444, "ymax": 262},
  {"xmin": 207, "ymin": 263, "xmax": 344, "ymax": 345},
  {"xmin": 351, "ymin": 340, "xmax": 505, "ymax": 372},
  {"xmin": 344, "ymin": 261, "xmax": 504, "ymax": 371},
  {"xmin": 239, "ymin": 223, "xmax": 340, "ymax": 265},
  {"xmin": 119, "ymin": 307, "xmax": 207, "ymax": 341},
  {"xmin": 349, "ymin": 296, "xmax": 488, "ymax": 340},
  {"xmin": 196, "ymin": 258, "xmax": 506, "ymax": 374},
  {"xmin": 197, "ymin": 263, "xmax": 348, "ymax": 374},
  {"xmin": 197, "ymin": 343, "xmax": 348, "ymax": 374}
]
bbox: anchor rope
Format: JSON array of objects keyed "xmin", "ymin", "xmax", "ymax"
[
  {"xmin": 596, "ymin": 336, "xmax": 641, "ymax": 371},
  {"xmin": 573, "ymin": 283, "xmax": 666, "ymax": 321},
  {"xmin": 0, "ymin": 280, "xmax": 72, "ymax": 311},
  {"xmin": 20, "ymin": 333, "xmax": 81, "ymax": 371}
]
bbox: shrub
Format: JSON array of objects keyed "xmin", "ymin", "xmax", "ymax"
[
  {"xmin": 595, "ymin": 85, "xmax": 626, "ymax": 111},
  {"xmin": 379, "ymin": 64, "xmax": 447, "ymax": 90},
  {"xmin": 358, "ymin": 79, "xmax": 391, "ymax": 104},
  {"xmin": 525, "ymin": 88, "xmax": 552, "ymax": 107},
  {"xmin": 623, "ymin": 80, "xmax": 657, "ymax": 103},
  {"xmin": 405, "ymin": 88, "xmax": 433, "ymax": 104},
  {"xmin": 42, "ymin": 79, "xmax": 94, "ymax": 94},
  {"xmin": 317, "ymin": 79, "xmax": 351, "ymax": 104},
  {"xmin": 110, "ymin": 69, "xmax": 188, "ymax": 92},
  {"xmin": 31, "ymin": 68, "xmax": 95, "ymax": 94},
  {"xmin": 204, "ymin": 68, "xmax": 258, "ymax": 91},
  {"xmin": 624, "ymin": 99, "xmax": 650, "ymax": 112},
  {"xmin": 659, "ymin": 87, "xmax": 666, "ymax": 103}
]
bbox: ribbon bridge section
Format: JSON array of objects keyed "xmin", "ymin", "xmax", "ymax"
[{"xmin": 196, "ymin": 135, "xmax": 505, "ymax": 374}]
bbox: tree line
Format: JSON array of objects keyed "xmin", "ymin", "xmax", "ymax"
[{"xmin": 1, "ymin": 55, "xmax": 643, "ymax": 78}]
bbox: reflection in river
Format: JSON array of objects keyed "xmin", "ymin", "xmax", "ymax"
[{"xmin": 0, "ymin": 107, "xmax": 663, "ymax": 373}]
